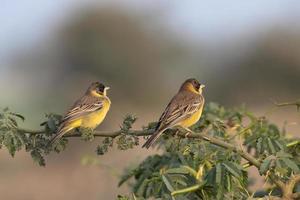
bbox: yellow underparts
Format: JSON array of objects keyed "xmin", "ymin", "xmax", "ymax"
[
  {"xmin": 66, "ymin": 98, "xmax": 111, "ymax": 131},
  {"xmin": 177, "ymin": 105, "xmax": 204, "ymax": 128},
  {"xmin": 82, "ymin": 99, "xmax": 110, "ymax": 129}
]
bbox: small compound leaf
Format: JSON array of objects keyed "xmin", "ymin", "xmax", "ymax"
[
  {"xmin": 222, "ymin": 162, "xmax": 242, "ymax": 178},
  {"xmin": 165, "ymin": 167, "xmax": 190, "ymax": 175},
  {"xmin": 216, "ymin": 163, "xmax": 222, "ymax": 185},
  {"xmin": 259, "ymin": 158, "xmax": 272, "ymax": 175},
  {"xmin": 9, "ymin": 112, "xmax": 25, "ymax": 121},
  {"xmin": 171, "ymin": 181, "xmax": 206, "ymax": 196},
  {"xmin": 267, "ymin": 138, "xmax": 276, "ymax": 154},
  {"xmin": 162, "ymin": 175, "xmax": 174, "ymax": 192},
  {"xmin": 281, "ymin": 158, "xmax": 300, "ymax": 173}
]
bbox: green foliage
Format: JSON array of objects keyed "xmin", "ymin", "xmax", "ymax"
[
  {"xmin": 116, "ymin": 195, "xmax": 131, "ymax": 200},
  {"xmin": 0, "ymin": 102, "xmax": 299, "ymax": 199},
  {"xmin": 121, "ymin": 114, "xmax": 137, "ymax": 132},
  {"xmin": 0, "ymin": 109, "xmax": 140, "ymax": 165},
  {"xmin": 117, "ymin": 103, "xmax": 300, "ymax": 199},
  {"xmin": 80, "ymin": 127, "xmax": 95, "ymax": 141},
  {"xmin": 96, "ymin": 137, "xmax": 114, "ymax": 155},
  {"xmin": 0, "ymin": 108, "xmax": 51, "ymax": 166},
  {"xmin": 96, "ymin": 114, "xmax": 139, "ymax": 155},
  {"xmin": 116, "ymin": 194, "xmax": 144, "ymax": 200}
]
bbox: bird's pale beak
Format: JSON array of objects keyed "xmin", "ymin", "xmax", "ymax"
[
  {"xmin": 200, "ymin": 84, "xmax": 205, "ymax": 89},
  {"xmin": 105, "ymin": 87, "xmax": 110, "ymax": 90}
]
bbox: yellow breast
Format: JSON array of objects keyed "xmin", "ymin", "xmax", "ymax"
[
  {"xmin": 81, "ymin": 98, "xmax": 111, "ymax": 129},
  {"xmin": 177, "ymin": 105, "xmax": 204, "ymax": 128}
]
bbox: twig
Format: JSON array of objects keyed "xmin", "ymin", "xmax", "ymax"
[
  {"xmin": 18, "ymin": 126, "xmax": 261, "ymax": 167},
  {"xmin": 287, "ymin": 174, "xmax": 300, "ymax": 196},
  {"xmin": 271, "ymin": 99, "xmax": 300, "ymax": 109},
  {"xmin": 17, "ymin": 126, "xmax": 291, "ymax": 197},
  {"xmin": 292, "ymin": 192, "xmax": 300, "ymax": 199},
  {"xmin": 17, "ymin": 127, "xmax": 153, "ymax": 138}
]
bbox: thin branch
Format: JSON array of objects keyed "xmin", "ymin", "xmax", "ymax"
[
  {"xmin": 271, "ymin": 99, "xmax": 300, "ymax": 109},
  {"xmin": 18, "ymin": 128, "xmax": 261, "ymax": 168},
  {"xmin": 268, "ymin": 175, "xmax": 286, "ymax": 193},
  {"xmin": 18, "ymin": 126, "xmax": 261, "ymax": 167},
  {"xmin": 287, "ymin": 174, "xmax": 300, "ymax": 193},
  {"xmin": 287, "ymin": 140, "xmax": 300, "ymax": 148},
  {"xmin": 290, "ymin": 174, "xmax": 300, "ymax": 188},
  {"xmin": 171, "ymin": 183, "xmax": 203, "ymax": 196},
  {"xmin": 292, "ymin": 192, "xmax": 300, "ymax": 199},
  {"xmin": 17, "ymin": 127, "xmax": 153, "ymax": 138},
  {"xmin": 18, "ymin": 128, "xmax": 45, "ymax": 134},
  {"xmin": 18, "ymin": 126, "xmax": 288, "ymax": 194},
  {"xmin": 17, "ymin": 127, "xmax": 260, "ymax": 167},
  {"xmin": 177, "ymin": 130, "xmax": 262, "ymax": 168}
]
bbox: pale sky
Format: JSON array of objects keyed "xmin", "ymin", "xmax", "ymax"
[{"xmin": 1, "ymin": 0, "xmax": 299, "ymax": 62}]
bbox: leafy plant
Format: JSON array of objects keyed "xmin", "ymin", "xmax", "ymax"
[{"xmin": 0, "ymin": 101, "xmax": 299, "ymax": 199}]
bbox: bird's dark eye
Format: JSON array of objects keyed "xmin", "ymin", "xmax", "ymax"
[{"xmin": 98, "ymin": 84, "xmax": 105, "ymax": 93}]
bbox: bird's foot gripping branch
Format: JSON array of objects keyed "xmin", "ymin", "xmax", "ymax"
[{"xmin": 0, "ymin": 103, "xmax": 299, "ymax": 199}]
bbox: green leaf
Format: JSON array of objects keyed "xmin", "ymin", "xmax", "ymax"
[
  {"xmin": 257, "ymin": 137, "xmax": 263, "ymax": 154},
  {"xmin": 3, "ymin": 132, "xmax": 17, "ymax": 156},
  {"xmin": 47, "ymin": 118, "xmax": 57, "ymax": 132},
  {"xmin": 259, "ymin": 158, "xmax": 271, "ymax": 174},
  {"xmin": 222, "ymin": 162, "xmax": 242, "ymax": 178},
  {"xmin": 165, "ymin": 167, "xmax": 190, "ymax": 175},
  {"xmin": 121, "ymin": 114, "xmax": 137, "ymax": 131},
  {"xmin": 216, "ymin": 163, "xmax": 222, "ymax": 185},
  {"xmin": 275, "ymin": 159, "xmax": 283, "ymax": 168},
  {"xmin": 116, "ymin": 195, "xmax": 131, "ymax": 200},
  {"xmin": 276, "ymin": 151, "xmax": 293, "ymax": 158},
  {"xmin": 171, "ymin": 181, "xmax": 206, "ymax": 196},
  {"xmin": 80, "ymin": 127, "xmax": 94, "ymax": 141},
  {"xmin": 276, "ymin": 167, "xmax": 288, "ymax": 176},
  {"xmin": 162, "ymin": 175, "xmax": 174, "ymax": 192},
  {"xmin": 9, "ymin": 112, "xmax": 25, "ymax": 121},
  {"xmin": 172, "ymin": 176, "xmax": 188, "ymax": 187},
  {"xmin": 225, "ymin": 174, "xmax": 232, "ymax": 191},
  {"xmin": 181, "ymin": 165, "xmax": 198, "ymax": 177},
  {"xmin": 30, "ymin": 149, "xmax": 45, "ymax": 166},
  {"xmin": 136, "ymin": 178, "xmax": 148, "ymax": 197},
  {"xmin": 274, "ymin": 140, "xmax": 284, "ymax": 150},
  {"xmin": 267, "ymin": 138, "xmax": 276, "ymax": 154},
  {"xmin": 281, "ymin": 158, "xmax": 300, "ymax": 173}
]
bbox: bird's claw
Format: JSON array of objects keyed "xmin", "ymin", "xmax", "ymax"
[{"xmin": 185, "ymin": 132, "xmax": 191, "ymax": 137}]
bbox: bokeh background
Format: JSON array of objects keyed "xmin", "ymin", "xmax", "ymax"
[{"xmin": 1, "ymin": 1, "xmax": 300, "ymax": 199}]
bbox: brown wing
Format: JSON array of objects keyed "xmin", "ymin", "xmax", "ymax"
[
  {"xmin": 49, "ymin": 95, "xmax": 104, "ymax": 146},
  {"xmin": 61, "ymin": 95, "xmax": 104, "ymax": 123},
  {"xmin": 142, "ymin": 91, "xmax": 203, "ymax": 149},
  {"xmin": 156, "ymin": 91, "xmax": 203, "ymax": 131}
]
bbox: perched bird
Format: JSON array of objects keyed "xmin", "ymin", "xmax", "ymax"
[
  {"xmin": 142, "ymin": 78, "xmax": 205, "ymax": 149},
  {"xmin": 49, "ymin": 82, "xmax": 111, "ymax": 145}
]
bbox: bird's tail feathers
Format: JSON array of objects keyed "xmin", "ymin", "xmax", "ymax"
[
  {"xmin": 49, "ymin": 126, "xmax": 74, "ymax": 146},
  {"xmin": 142, "ymin": 129, "xmax": 165, "ymax": 149}
]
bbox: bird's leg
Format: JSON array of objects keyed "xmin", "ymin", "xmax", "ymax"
[
  {"xmin": 174, "ymin": 129, "xmax": 180, "ymax": 137},
  {"xmin": 174, "ymin": 129, "xmax": 182, "ymax": 147},
  {"xmin": 183, "ymin": 127, "xmax": 193, "ymax": 137}
]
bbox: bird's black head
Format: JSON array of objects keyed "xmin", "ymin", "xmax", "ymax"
[
  {"xmin": 181, "ymin": 78, "xmax": 205, "ymax": 93},
  {"xmin": 88, "ymin": 82, "xmax": 109, "ymax": 96},
  {"xmin": 187, "ymin": 78, "xmax": 201, "ymax": 90}
]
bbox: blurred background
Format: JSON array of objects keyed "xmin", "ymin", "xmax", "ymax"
[{"xmin": 1, "ymin": 0, "xmax": 300, "ymax": 199}]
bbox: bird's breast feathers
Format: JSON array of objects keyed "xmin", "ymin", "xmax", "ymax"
[
  {"xmin": 177, "ymin": 105, "xmax": 203, "ymax": 128},
  {"xmin": 81, "ymin": 97, "xmax": 111, "ymax": 129}
]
